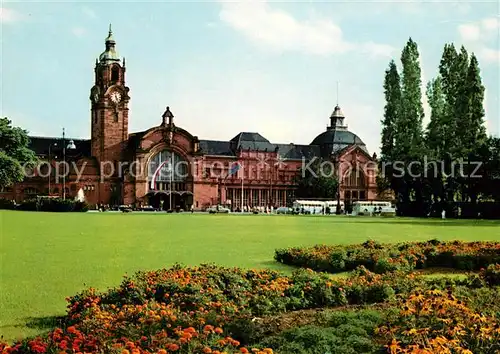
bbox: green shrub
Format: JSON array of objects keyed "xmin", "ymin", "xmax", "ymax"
[
  {"xmin": 16, "ymin": 198, "xmax": 38, "ymax": 211},
  {"xmin": 276, "ymin": 240, "xmax": 500, "ymax": 274},
  {"xmin": 0, "ymin": 198, "xmax": 16, "ymax": 210},
  {"xmin": 329, "ymin": 250, "xmax": 347, "ymax": 271},
  {"xmin": 256, "ymin": 310, "xmax": 382, "ymax": 354},
  {"xmin": 16, "ymin": 198, "xmax": 88, "ymax": 212},
  {"xmin": 480, "ymin": 263, "xmax": 500, "ymax": 286}
]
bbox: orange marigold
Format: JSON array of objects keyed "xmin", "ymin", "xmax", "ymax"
[{"xmin": 167, "ymin": 343, "xmax": 179, "ymax": 351}]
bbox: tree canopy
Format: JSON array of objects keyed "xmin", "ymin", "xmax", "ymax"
[
  {"xmin": 379, "ymin": 39, "xmax": 499, "ymax": 216},
  {"xmin": 294, "ymin": 158, "xmax": 339, "ymax": 200},
  {"xmin": 0, "ymin": 117, "xmax": 37, "ymax": 189}
]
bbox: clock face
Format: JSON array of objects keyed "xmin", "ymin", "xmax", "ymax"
[{"xmin": 110, "ymin": 92, "xmax": 122, "ymax": 104}]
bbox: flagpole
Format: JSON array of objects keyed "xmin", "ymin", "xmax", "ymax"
[{"xmin": 169, "ymin": 157, "xmax": 172, "ymax": 211}]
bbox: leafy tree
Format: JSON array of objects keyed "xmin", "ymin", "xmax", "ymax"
[
  {"xmin": 397, "ymin": 38, "xmax": 425, "ymax": 160},
  {"xmin": 295, "ymin": 158, "xmax": 338, "ymax": 200},
  {"xmin": 425, "ymin": 76, "xmax": 447, "ymax": 157},
  {"xmin": 391, "ymin": 38, "xmax": 426, "ymax": 210},
  {"xmin": 380, "ymin": 60, "xmax": 401, "ymax": 162},
  {"xmin": 378, "ymin": 60, "xmax": 401, "ymax": 199},
  {"xmin": 463, "ymin": 54, "xmax": 487, "ymax": 149},
  {"xmin": 0, "ymin": 117, "xmax": 37, "ymax": 188}
]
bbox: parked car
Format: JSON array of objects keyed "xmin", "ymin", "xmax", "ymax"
[
  {"xmin": 207, "ymin": 205, "xmax": 230, "ymax": 214},
  {"xmin": 276, "ymin": 207, "xmax": 292, "ymax": 214}
]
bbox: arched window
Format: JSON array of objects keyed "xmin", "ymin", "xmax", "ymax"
[
  {"xmin": 148, "ymin": 150, "xmax": 189, "ymax": 191},
  {"xmin": 343, "ymin": 168, "xmax": 367, "ymax": 200},
  {"xmin": 111, "ymin": 66, "xmax": 120, "ymax": 82},
  {"xmin": 343, "ymin": 168, "xmax": 366, "ymax": 189}
]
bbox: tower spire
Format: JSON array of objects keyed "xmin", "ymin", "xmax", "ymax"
[
  {"xmin": 336, "ymin": 81, "xmax": 339, "ymax": 106},
  {"xmin": 99, "ymin": 24, "xmax": 120, "ymax": 64},
  {"xmin": 329, "ymin": 81, "xmax": 347, "ymax": 130}
]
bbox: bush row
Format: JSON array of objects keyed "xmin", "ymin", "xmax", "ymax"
[
  {"xmin": 275, "ymin": 239, "xmax": 500, "ymax": 273},
  {"xmin": 1, "ymin": 263, "xmax": 497, "ymax": 354},
  {"xmin": 6, "ymin": 198, "xmax": 89, "ymax": 212}
]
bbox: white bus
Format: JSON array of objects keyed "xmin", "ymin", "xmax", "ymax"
[
  {"xmin": 325, "ymin": 200, "xmax": 345, "ymax": 213},
  {"xmin": 292, "ymin": 200, "xmax": 345, "ymax": 214},
  {"xmin": 352, "ymin": 201, "xmax": 394, "ymax": 216}
]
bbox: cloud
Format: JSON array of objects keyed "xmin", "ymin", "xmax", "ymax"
[
  {"xmin": 481, "ymin": 16, "xmax": 500, "ymax": 31},
  {"xmin": 218, "ymin": 1, "xmax": 394, "ymax": 58},
  {"xmin": 478, "ymin": 47, "xmax": 500, "ymax": 65},
  {"xmin": 457, "ymin": 23, "xmax": 481, "ymax": 41},
  {"xmin": 457, "ymin": 16, "xmax": 500, "ymax": 65},
  {"xmin": 72, "ymin": 27, "xmax": 87, "ymax": 37},
  {"xmin": 0, "ymin": 7, "xmax": 23, "ymax": 23}
]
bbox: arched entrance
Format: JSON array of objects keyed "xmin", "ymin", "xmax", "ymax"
[
  {"xmin": 343, "ymin": 167, "xmax": 367, "ymax": 212},
  {"xmin": 146, "ymin": 149, "xmax": 193, "ymax": 211}
]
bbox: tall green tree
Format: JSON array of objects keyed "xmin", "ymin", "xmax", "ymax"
[
  {"xmin": 462, "ymin": 54, "xmax": 487, "ymax": 151},
  {"xmin": 437, "ymin": 44, "xmax": 459, "ymax": 156},
  {"xmin": 295, "ymin": 158, "xmax": 338, "ymax": 200},
  {"xmin": 0, "ymin": 117, "xmax": 37, "ymax": 188},
  {"xmin": 392, "ymin": 38, "xmax": 426, "ymax": 207},
  {"xmin": 380, "ymin": 60, "xmax": 401, "ymax": 161},
  {"xmin": 425, "ymin": 76, "xmax": 446, "ymax": 157},
  {"xmin": 396, "ymin": 38, "xmax": 425, "ymax": 160},
  {"xmin": 378, "ymin": 60, "xmax": 402, "ymax": 195},
  {"xmin": 459, "ymin": 54, "xmax": 488, "ymax": 203},
  {"xmin": 424, "ymin": 76, "xmax": 447, "ymax": 206},
  {"xmin": 434, "ymin": 44, "xmax": 470, "ymax": 205}
]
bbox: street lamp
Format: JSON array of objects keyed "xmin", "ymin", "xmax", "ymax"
[
  {"xmin": 62, "ymin": 128, "xmax": 76, "ymax": 200},
  {"xmin": 48, "ymin": 142, "xmax": 57, "ymax": 195}
]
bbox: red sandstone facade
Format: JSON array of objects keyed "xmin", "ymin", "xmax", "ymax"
[{"xmin": 3, "ymin": 28, "xmax": 381, "ymax": 210}]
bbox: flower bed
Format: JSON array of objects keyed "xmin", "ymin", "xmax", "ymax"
[
  {"xmin": 377, "ymin": 288, "xmax": 500, "ymax": 353},
  {"xmin": 1, "ymin": 262, "xmax": 498, "ymax": 353},
  {"xmin": 275, "ymin": 240, "xmax": 500, "ymax": 274}
]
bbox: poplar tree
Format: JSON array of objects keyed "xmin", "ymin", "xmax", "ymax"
[
  {"xmin": 459, "ymin": 53, "xmax": 487, "ymax": 203},
  {"xmin": 378, "ymin": 60, "xmax": 401, "ymax": 195},
  {"xmin": 394, "ymin": 38, "xmax": 425, "ymax": 206},
  {"xmin": 425, "ymin": 77, "xmax": 447, "ymax": 205},
  {"xmin": 426, "ymin": 77, "xmax": 446, "ymax": 157},
  {"xmin": 381, "ymin": 60, "xmax": 401, "ymax": 161},
  {"xmin": 397, "ymin": 38, "xmax": 425, "ymax": 160}
]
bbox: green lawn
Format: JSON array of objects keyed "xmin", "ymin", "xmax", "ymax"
[{"xmin": 1, "ymin": 211, "xmax": 499, "ymax": 342}]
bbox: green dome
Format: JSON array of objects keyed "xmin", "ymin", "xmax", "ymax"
[
  {"xmin": 99, "ymin": 25, "xmax": 121, "ymax": 64},
  {"xmin": 99, "ymin": 48, "xmax": 121, "ymax": 63}
]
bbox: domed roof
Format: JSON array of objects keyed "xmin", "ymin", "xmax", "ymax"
[
  {"xmin": 311, "ymin": 129, "xmax": 368, "ymax": 155},
  {"xmin": 311, "ymin": 104, "xmax": 368, "ymax": 156},
  {"xmin": 311, "ymin": 129, "xmax": 365, "ymax": 146},
  {"xmin": 99, "ymin": 49, "xmax": 121, "ymax": 63},
  {"xmin": 99, "ymin": 25, "xmax": 121, "ymax": 64}
]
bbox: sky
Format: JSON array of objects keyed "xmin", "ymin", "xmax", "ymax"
[{"xmin": 1, "ymin": 0, "xmax": 499, "ymax": 155}]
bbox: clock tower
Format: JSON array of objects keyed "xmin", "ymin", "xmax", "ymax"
[{"xmin": 90, "ymin": 25, "xmax": 130, "ymax": 165}]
